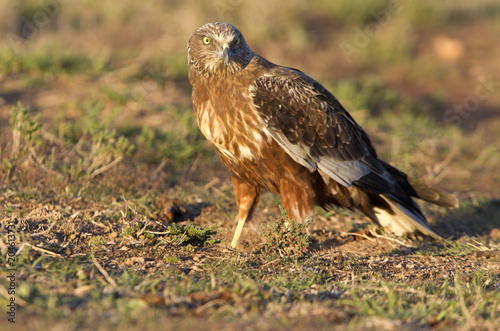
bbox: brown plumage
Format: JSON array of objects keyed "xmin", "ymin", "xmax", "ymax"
[{"xmin": 187, "ymin": 22, "xmax": 458, "ymax": 248}]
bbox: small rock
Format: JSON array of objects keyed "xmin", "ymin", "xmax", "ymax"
[
  {"xmin": 156, "ymin": 196, "xmax": 186, "ymax": 222},
  {"xmin": 490, "ymin": 228, "xmax": 500, "ymax": 240},
  {"xmin": 433, "ymin": 35, "xmax": 465, "ymax": 62}
]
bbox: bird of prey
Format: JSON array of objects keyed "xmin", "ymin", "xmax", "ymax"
[{"xmin": 187, "ymin": 22, "xmax": 458, "ymax": 248}]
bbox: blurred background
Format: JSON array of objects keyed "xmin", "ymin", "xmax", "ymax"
[{"xmin": 0, "ymin": 0, "xmax": 499, "ymax": 198}]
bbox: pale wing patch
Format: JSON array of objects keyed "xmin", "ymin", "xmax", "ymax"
[
  {"xmin": 264, "ymin": 128, "xmax": 370, "ymax": 187},
  {"xmin": 317, "ymin": 157, "xmax": 371, "ymax": 187},
  {"xmin": 239, "ymin": 145, "xmax": 254, "ymax": 160},
  {"xmin": 252, "ymin": 131, "xmax": 263, "ymax": 144},
  {"xmin": 264, "ymin": 128, "xmax": 317, "ymax": 171}
]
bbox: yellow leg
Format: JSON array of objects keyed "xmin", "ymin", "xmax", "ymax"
[
  {"xmin": 230, "ymin": 177, "xmax": 261, "ymax": 249},
  {"xmin": 231, "ymin": 216, "xmax": 247, "ymax": 248}
]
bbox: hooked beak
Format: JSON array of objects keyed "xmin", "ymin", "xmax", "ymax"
[{"xmin": 221, "ymin": 43, "xmax": 231, "ymax": 66}]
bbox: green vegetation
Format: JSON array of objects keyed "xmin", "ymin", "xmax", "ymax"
[
  {"xmin": 119, "ymin": 222, "xmax": 221, "ymax": 246},
  {"xmin": 89, "ymin": 235, "xmax": 105, "ymax": 246},
  {"xmin": 163, "ymin": 256, "xmax": 180, "ymax": 264},
  {"xmin": 6, "ymin": 102, "xmax": 134, "ymax": 181},
  {"xmin": 0, "ymin": 47, "xmax": 107, "ymax": 76},
  {"xmin": 162, "ymin": 223, "xmax": 221, "ymax": 246},
  {"xmin": 262, "ymin": 207, "xmax": 312, "ymax": 260}
]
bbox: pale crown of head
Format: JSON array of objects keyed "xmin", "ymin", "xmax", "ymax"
[{"xmin": 187, "ymin": 22, "xmax": 253, "ymax": 75}]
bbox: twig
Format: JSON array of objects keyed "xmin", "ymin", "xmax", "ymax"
[
  {"xmin": 136, "ymin": 201, "xmax": 155, "ymax": 218},
  {"xmin": 64, "ymin": 131, "xmax": 88, "ymax": 162},
  {"xmin": 202, "ymin": 177, "xmax": 220, "ymax": 189},
  {"xmin": 341, "ymin": 231, "xmax": 375, "ymax": 241},
  {"xmin": 91, "ymin": 253, "xmax": 118, "ymax": 288},
  {"xmin": 152, "ymin": 158, "xmax": 168, "ymax": 180},
  {"xmin": 341, "ymin": 230, "xmax": 413, "ymax": 247},
  {"xmin": 28, "ymin": 144, "xmax": 44, "ymax": 165},
  {"xmin": 90, "ymin": 220, "xmax": 110, "ymax": 230},
  {"xmin": 23, "ymin": 243, "xmax": 63, "ymax": 257},
  {"xmin": 136, "ymin": 219, "xmax": 152, "ymax": 236},
  {"xmin": 70, "ymin": 211, "xmax": 82, "ymax": 220},
  {"xmin": 41, "ymin": 129, "xmax": 66, "ymax": 146},
  {"xmin": 194, "ymin": 298, "xmax": 227, "ymax": 313},
  {"xmin": 368, "ymin": 230, "xmax": 414, "ymax": 246},
  {"xmin": 145, "ymin": 230, "xmax": 172, "ymax": 235},
  {"xmin": 260, "ymin": 257, "xmax": 281, "ymax": 268},
  {"xmin": 88, "ymin": 155, "xmax": 124, "ymax": 178}
]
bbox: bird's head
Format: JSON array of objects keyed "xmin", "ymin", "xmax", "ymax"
[{"xmin": 187, "ymin": 22, "xmax": 253, "ymax": 75}]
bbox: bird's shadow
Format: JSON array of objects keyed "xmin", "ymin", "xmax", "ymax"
[
  {"xmin": 307, "ymin": 199, "xmax": 500, "ymax": 254},
  {"xmin": 308, "ymin": 222, "xmax": 371, "ymax": 252},
  {"xmin": 156, "ymin": 198, "xmax": 210, "ymax": 223},
  {"xmin": 431, "ymin": 198, "xmax": 500, "ymax": 239},
  {"xmin": 180, "ymin": 202, "xmax": 211, "ymax": 222}
]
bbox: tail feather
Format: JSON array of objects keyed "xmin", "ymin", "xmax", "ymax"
[
  {"xmin": 374, "ymin": 195, "xmax": 443, "ymax": 240},
  {"xmin": 381, "ymin": 160, "xmax": 458, "ymax": 208},
  {"xmin": 406, "ymin": 177, "xmax": 459, "ymax": 208},
  {"xmin": 319, "ymin": 161, "xmax": 457, "ymax": 240}
]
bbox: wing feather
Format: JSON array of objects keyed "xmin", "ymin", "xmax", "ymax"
[{"xmin": 251, "ymin": 67, "xmax": 397, "ymax": 193}]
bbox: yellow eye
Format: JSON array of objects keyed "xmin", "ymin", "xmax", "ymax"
[
  {"xmin": 203, "ymin": 36, "xmax": 211, "ymax": 44},
  {"xmin": 236, "ymin": 38, "xmax": 240, "ymax": 45}
]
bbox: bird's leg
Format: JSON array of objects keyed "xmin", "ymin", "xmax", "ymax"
[
  {"xmin": 279, "ymin": 178, "xmax": 315, "ymax": 231},
  {"xmin": 230, "ymin": 176, "xmax": 261, "ymax": 248}
]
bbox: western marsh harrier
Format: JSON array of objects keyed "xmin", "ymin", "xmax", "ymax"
[{"xmin": 187, "ymin": 22, "xmax": 457, "ymax": 248}]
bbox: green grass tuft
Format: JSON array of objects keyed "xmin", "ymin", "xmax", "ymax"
[{"xmin": 262, "ymin": 206, "xmax": 312, "ymax": 260}]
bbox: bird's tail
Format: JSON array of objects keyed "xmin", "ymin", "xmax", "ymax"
[
  {"xmin": 380, "ymin": 160, "xmax": 459, "ymax": 208},
  {"xmin": 370, "ymin": 195, "xmax": 443, "ymax": 240},
  {"xmin": 365, "ymin": 161, "xmax": 458, "ymax": 240},
  {"xmin": 320, "ymin": 162, "xmax": 458, "ymax": 239},
  {"xmin": 405, "ymin": 176, "xmax": 459, "ymax": 208},
  {"xmin": 366, "ymin": 162, "xmax": 458, "ymax": 240}
]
